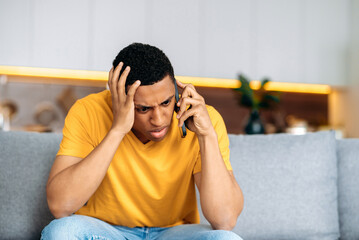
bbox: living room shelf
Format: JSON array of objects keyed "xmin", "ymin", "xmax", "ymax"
[{"xmin": 0, "ymin": 65, "xmax": 331, "ymax": 94}]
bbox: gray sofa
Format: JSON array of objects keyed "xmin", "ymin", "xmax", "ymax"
[{"xmin": 0, "ymin": 130, "xmax": 358, "ymax": 240}]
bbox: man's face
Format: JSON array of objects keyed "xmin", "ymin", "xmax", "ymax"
[{"xmin": 131, "ymin": 75, "xmax": 176, "ymax": 144}]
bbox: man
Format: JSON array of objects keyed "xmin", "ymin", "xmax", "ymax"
[{"xmin": 42, "ymin": 43, "xmax": 244, "ymax": 239}]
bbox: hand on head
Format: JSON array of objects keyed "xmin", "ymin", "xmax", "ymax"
[{"xmin": 108, "ymin": 62, "xmax": 141, "ymax": 135}]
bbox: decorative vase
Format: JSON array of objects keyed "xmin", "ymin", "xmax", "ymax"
[{"xmin": 245, "ymin": 109, "xmax": 265, "ymax": 134}]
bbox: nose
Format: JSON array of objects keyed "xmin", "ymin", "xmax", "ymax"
[{"xmin": 150, "ymin": 107, "xmax": 164, "ymax": 127}]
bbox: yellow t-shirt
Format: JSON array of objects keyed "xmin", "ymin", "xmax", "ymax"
[{"xmin": 57, "ymin": 90, "xmax": 232, "ymax": 228}]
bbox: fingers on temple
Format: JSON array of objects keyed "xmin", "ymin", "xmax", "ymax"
[
  {"xmin": 111, "ymin": 63, "xmax": 124, "ymax": 98},
  {"xmin": 126, "ymin": 80, "xmax": 141, "ymax": 106},
  {"xmin": 118, "ymin": 65, "xmax": 131, "ymax": 99}
]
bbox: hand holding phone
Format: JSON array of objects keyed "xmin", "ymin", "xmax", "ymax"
[{"xmin": 175, "ymin": 79, "xmax": 215, "ymax": 138}]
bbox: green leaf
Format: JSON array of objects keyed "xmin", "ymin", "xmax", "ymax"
[
  {"xmin": 237, "ymin": 74, "xmax": 253, "ymax": 96},
  {"xmin": 264, "ymin": 95, "xmax": 280, "ymax": 103},
  {"xmin": 261, "ymin": 78, "xmax": 270, "ymax": 88},
  {"xmin": 241, "ymin": 94, "xmax": 254, "ymax": 108},
  {"xmin": 258, "ymin": 101, "xmax": 270, "ymax": 109},
  {"xmin": 235, "ymin": 74, "xmax": 281, "ymax": 110}
]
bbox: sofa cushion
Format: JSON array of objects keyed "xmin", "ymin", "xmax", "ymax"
[
  {"xmin": 337, "ymin": 139, "xmax": 359, "ymax": 240},
  {"xmin": 198, "ymin": 131, "xmax": 339, "ymax": 240},
  {"xmin": 0, "ymin": 131, "xmax": 61, "ymax": 240}
]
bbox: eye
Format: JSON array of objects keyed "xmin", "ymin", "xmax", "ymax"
[
  {"xmin": 136, "ymin": 107, "xmax": 150, "ymax": 113},
  {"xmin": 161, "ymin": 99, "xmax": 171, "ymax": 106}
]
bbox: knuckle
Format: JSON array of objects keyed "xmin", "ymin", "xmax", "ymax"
[
  {"xmin": 184, "ymin": 96, "xmax": 192, "ymax": 102},
  {"xmin": 111, "ymin": 77, "xmax": 118, "ymax": 83},
  {"xmin": 187, "ymin": 84, "xmax": 195, "ymax": 91}
]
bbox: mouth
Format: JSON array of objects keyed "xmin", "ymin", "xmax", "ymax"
[{"xmin": 149, "ymin": 126, "xmax": 168, "ymax": 139}]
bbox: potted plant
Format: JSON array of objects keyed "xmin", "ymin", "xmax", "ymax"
[{"xmin": 234, "ymin": 74, "xmax": 280, "ymax": 134}]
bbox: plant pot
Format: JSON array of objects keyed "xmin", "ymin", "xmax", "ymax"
[{"xmin": 245, "ymin": 109, "xmax": 265, "ymax": 134}]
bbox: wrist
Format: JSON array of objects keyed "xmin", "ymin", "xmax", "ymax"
[
  {"xmin": 197, "ymin": 127, "xmax": 217, "ymax": 141},
  {"xmin": 108, "ymin": 127, "xmax": 127, "ymax": 140}
]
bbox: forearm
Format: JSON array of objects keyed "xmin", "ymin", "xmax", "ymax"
[
  {"xmin": 47, "ymin": 129, "xmax": 125, "ymax": 218},
  {"xmin": 198, "ymin": 129, "xmax": 244, "ymax": 230}
]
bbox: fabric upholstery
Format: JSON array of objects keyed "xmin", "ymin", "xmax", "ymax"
[
  {"xmin": 337, "ymin": 139, "xmax": 359, "ymax": 240},
  {"xmin": 1, "ymin": 130, "xmax": 355, "ymax": 239},
  {"xmin": 0, "ymin": 131, "xmax": 61, "ymax": 240},
  {"xmin": 198, "ymin": 131, "xmax": 340, "ymax": 240}
]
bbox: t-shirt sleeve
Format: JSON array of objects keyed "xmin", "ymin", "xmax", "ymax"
[
  {"xmin": 57, "ymin": 100, "xmax": 95, "ymax": 158},
  {"xmin": 193, "ymin": 105, "xmax": 232, "ymax": 174}
]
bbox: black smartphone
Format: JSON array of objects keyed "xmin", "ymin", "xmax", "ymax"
[{"xmin": 174, "ymin": 78, "xmax": 187, "ymax": 138}]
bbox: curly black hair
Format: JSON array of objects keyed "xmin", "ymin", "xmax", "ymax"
[{"xmin": 112, "ymin": 43, "xmax": 175, "ymax": 89}]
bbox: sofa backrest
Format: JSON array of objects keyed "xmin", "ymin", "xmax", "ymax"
[
  {"xmin": 0, "ymin": 131, "xmax": 61, "ymax": 240},
  {"xmin": 1, "ymin": 131, "xmax": 359, "ymax": 240},
  {"xmin": 198, "ymin": 131, "xmax": 340, "ymax": 240},
  {"xmin": 336, "ymin": 139, "xmax": 359, "ymax": 240}
]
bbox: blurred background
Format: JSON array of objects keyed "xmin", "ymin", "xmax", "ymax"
[{"xmin": 0, "ymin": 0, "xmax": 358, "ymax": 137}]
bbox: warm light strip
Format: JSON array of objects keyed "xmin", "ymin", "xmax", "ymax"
[
  {"xmin": 249, "ymin": 81, "xmax": 331, "ymax": 94},
  {"xmin": 0, "ymin": 65, "xmax": 331, "ymax": 94},
  {"xmin": 0, "ymin": 65, "xmax": 107, "ymax": 81},
  {"xmin": 176, "ymin": 76, "xmax": 240, "ymax": 89}
]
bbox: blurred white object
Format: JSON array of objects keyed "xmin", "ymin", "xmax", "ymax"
[
  {"xmin": 285, "ymin": 115, "xmax": 308, "ymax": 135},
  {"xmin": 0, "ymin": 75, "xmax": 11, "ymax": 131},
  {"xmin": 286, "ymin": 126, "xmax": 307, "ymax": 135},
  {"xmin": 0, "ymin": 106, "xmax": 10, "ymax": 131},
  {"xmin": 0, "ymin": 100, "xmax": 18, "ymax": 131},
  {"xmin": 0, "ymin": 111, "xmax": 3, "ymax": 130}
]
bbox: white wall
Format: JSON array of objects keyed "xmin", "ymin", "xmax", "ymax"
[
  {"xmin": 329, "ymin": 0, "xmax": 359, "ymax": 138},
  {"xmin": 349, "ymin": 0, "xmax": 359, "ymax": 86},
  {"xmin": 0, "ymin": 0, "xmax": 352, "ymax": 86},
  {"xmin": 345, "ymin": 0, "xmax": 359, "ymax": 137}
]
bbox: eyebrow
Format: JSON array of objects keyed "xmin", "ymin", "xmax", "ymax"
[{"xmin": 135, "ymin": 95, "xmax": 175, "ymax": 109}]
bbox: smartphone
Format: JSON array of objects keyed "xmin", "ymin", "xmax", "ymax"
[{"xmin": 174, "ymin": 78, "xmax": 187, "ymax": 138}]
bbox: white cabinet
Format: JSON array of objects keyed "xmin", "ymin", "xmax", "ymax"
[
  {"xmin": 91, "ymin": 0, "xmax": 147, "ymax": 71},
  {"xmin": 254, "ymin": 0, "xmax": 304, "ymax": 83},
  {"xmin": 200, "ymin": 0, "xmax": 350, "ymax": 85},
  {"xmin": 349, "ymin": 0, "xmax": 359, "ymax": 85},
  {"xmin": 0, "ymin": 0, "xmax": 352, "ymax": 86},
  {"xmin": 146, "ymin": 0, "xmax": 202, "ymax": 78},
  {"xmin": 0, "ymin": 0, "xmax": 32, "ymax": 67},
  {"xmin": 200, "ymin": 0, "xmax": 252, "ymax": 79},
  {"xmin": 31, "ymin": 0, "xmax": 91, "ymax": 70},
  {"xmin": 303, "ymin": 0, "xmax": 350, "ymax": 85}
]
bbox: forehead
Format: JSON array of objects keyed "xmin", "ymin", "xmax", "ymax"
[{"xmin": 133, "ymin": 75, "xmax": 175, "ymax": 105}]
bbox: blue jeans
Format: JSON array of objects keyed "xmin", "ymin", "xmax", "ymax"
[{"xmin": 41, "ymin": 214, "xmax": 243, "ymax": 240}]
